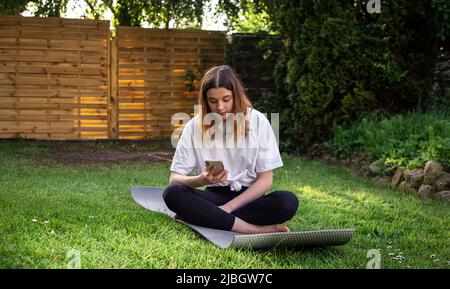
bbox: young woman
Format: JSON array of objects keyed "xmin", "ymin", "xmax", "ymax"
[{"xmin": 163, "ymin": 65, "xmax": 299, "ymax": 234}]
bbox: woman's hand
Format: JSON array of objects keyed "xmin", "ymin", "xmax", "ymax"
[{"xmin": 200, "ymin": 167, "xmax": 228, "ymax": 185}]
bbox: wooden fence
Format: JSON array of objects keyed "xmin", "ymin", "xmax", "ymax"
[
  {"xmin": 228, "ymin": 33, "xmax": 282, "ymax": 103},
  {"xmin": 0, "ymin": 16, "xmax": 277, "ymax": 141},
  {"xmin": 113, "ymin": 27, "xmax": 227, "ymax": 139},
  {"xmin": 0, "ymin": 16, "xmax": 227, "ymax": 140},
  {"xmin": 0, "ymin": 16, "xmax": 110, "ymax": 140}
]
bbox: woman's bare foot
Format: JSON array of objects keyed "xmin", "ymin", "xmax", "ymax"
[
  {"xmin": 231, "ymin": 217, "xmax": 290, "ymax": 234},
  {"xmin": 173, "ymin": 215, "xmax": 290, "ymax": 234},
  {"xmin": 274, "ymin": 224, "xmax": 290, "ymax": 233},
  {"xmin": 257, "ymin": 223, "xmax": 290, "ymax": 233}
]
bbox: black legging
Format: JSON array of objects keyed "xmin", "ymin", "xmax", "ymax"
[{"xmin": 162, "ymin": 183, "xmax": 299, "ymax": 231}]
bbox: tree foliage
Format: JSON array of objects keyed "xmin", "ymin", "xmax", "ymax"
[
  {"xmin": 432, "ymin": 0, "xmax": 450, "ymax": 44},
  {"xmin": 250, "ymin": 0, "xmax": 446, "ymax": 152},
  {"xmin": 0, "ymin": 0, "xmax": 31, "ymax": 15},
  {"xmin": 102, "ymin": 0, "xmax": 205, "ymax": 28},
  {"xmin": 215, "ymin": 0, "xmax": 278, "ymax": 33},
  {"xmin": 1, "ymin": 0, "xmax": 205, "ymax": 29}
]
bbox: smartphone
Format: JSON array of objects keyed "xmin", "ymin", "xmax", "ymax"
[{"xmin": 205, "ymin": 160, "xmax": 224, "ymax": 176}]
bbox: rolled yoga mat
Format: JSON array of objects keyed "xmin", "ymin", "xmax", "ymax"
[{"xmin": 131, "ymin": 186, "xmax": 355, "ymax": 249}]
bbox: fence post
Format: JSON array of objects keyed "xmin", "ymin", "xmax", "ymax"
[{"xmin": 109, "ymin": 35, "xmax": 119, "ymax": 139}]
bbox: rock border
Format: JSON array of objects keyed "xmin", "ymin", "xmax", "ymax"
[{"xmin": 368, "ymin": 159, "xmax": 450, "ymax": 201}]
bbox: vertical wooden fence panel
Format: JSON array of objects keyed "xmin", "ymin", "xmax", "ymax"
[
  {"xmin": 109, "ymin": 35, "xmax": 118, "ymax": 139},
  {"xmin": 229, "ymin": 33, "xmax": 282, "ymax": 103},
  {"xmin": 0, "ymin": 16, "xmax": 109, "ymax": 140},
  {"xmin": 115, "ymin": 27, "xmax": 227, "ymax": 140}
]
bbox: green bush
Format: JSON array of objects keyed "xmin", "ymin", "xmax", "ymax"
[
  {"xmin": 254, "ymin": 0, "xmax": 442, "ymax": 152},
  {"xmin": 326, "ymin": 109, "xmax": 450, "ymax": 171},
  {"xmin": 432, "ymin": 0, "xmax": 450, "ymax": 43}
]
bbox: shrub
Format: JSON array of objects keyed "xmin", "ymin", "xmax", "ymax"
[
  {"xmin": 255, "ymin": 0, "xmax": 442, "ymax": 152},
  {"xmin": 326, "ymin": 109, "xmax": 450, "ymax": 171}
]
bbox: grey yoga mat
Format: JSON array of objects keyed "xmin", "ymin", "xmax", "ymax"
[{"xmin": 131, "ymin": 186, "xmax": 355, "ymax": 249}]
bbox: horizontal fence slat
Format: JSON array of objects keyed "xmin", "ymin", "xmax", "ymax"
[
  {"xmin": 0, "ymin": 76, "xmax": 106, "ymax": 87},
  {"xmin": 0, "ymin": 30, "xmax": 108, "ymax": 40},
  {"xmin": 0, "ymin": 115, "xmax": 107, "ymax": 121},
  {"xmin": 0, "ymin": 102, "xmax": 107, "ymax": 109},
  {"xmin": 0, "ymin": 54, "xmax": 107, "ymax": 64},
  {"xmin": 0, "ymin": 65, "xmax": 106, "ymax": 76},
  {"xmin": 0, "ymin": 127, "xmax": 108, "ymax": 134},
  {"xmin": 0, "ymin": 89, "xmax": 107, "ymax": 98}
]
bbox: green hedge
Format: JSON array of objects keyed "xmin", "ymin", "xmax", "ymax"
[{"xmin": 255, "ymin": 0, "xmax": 443, "ymax": 152}]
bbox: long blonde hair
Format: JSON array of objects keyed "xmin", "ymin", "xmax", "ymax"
[{"xmin": 197, "ymin": 65, "xmax": 252, "ymax": 143}]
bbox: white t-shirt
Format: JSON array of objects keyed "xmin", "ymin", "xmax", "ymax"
[{"xmin": 170, "ymin": 107, "xmax": 283, "ymax": 190}]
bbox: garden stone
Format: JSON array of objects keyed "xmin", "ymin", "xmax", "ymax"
[
  {"xmin": 369, "ymin": 160, "xmax": 383, "ymax": 176},
  {"xmin": 435, "ymin": 191, "xmax": 450, "ymax": 201},
  {"xmin": 418, "ymin": 185, "xmax": 433, "ymax": 199},
  {"xmin": 330, "ymin": 157, "xmax": 337, "ymax": 163},
  {"xmin": 435, "ymin": 173, "xmax": 450, "ymax": 191},
  {"xmin": 353, "ymin": 155, "xmax": 368, "ymax": 165},
  {"xmin": 378, "ymin": 176, "xmax": 392, "ymax": 187},
  {"xmin": 391, "ymin": 168, "xmax": 404, "ymax": 188},
  {"xmin": 405, "ymin": 169, "xmax": 424, "ymax": 189},
  {"xmin": 399, "ymin": 181, "xmax": 417, "ymax": 194},
  {"xmin": 399, "ymin": 181, "xmax": 406, "ymax": 191},
  {"xmin": 423, "ymin": 160, "xmax": 443, "ymax": 185},
  {"xmin": 373, "ymin": 176, "xmax": 391, "ymax": 187}
]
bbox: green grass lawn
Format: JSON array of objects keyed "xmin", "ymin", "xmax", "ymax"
[{"xmin": 0, "ymin": 140, "xmax": 448, "ymax": 269}]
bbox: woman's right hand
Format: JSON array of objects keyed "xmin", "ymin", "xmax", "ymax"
[{"xmin": 200, "ymin": 167, "xmax": 228, "ymax": 185}]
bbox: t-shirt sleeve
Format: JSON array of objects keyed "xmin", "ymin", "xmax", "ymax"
[
  {"xmin": 170, "ymin": 123, "xmax": 196, "ymax": 175},
  {"xmin": 255, "ymin": 116, "xmax": 283, "ymax": 173}
]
